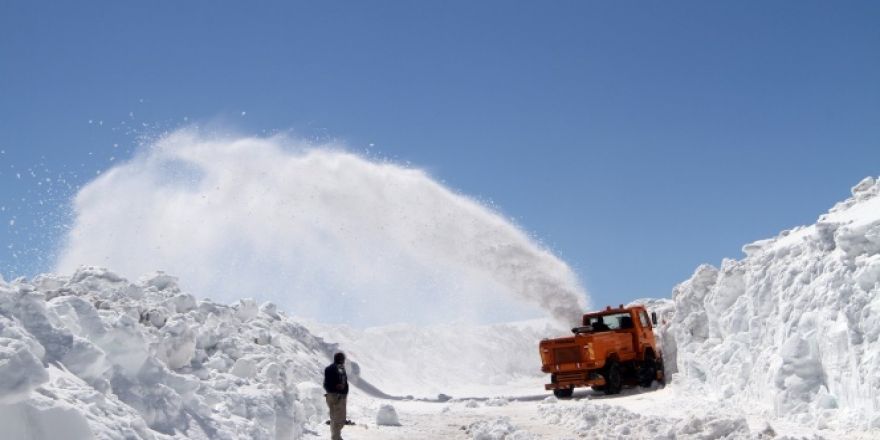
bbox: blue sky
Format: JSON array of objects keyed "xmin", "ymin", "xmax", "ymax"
[{"xmin": 1, "ymin": 1, "xmax": 878, "ymax": 309}]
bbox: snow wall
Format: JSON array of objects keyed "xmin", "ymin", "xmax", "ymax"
[
  {"xmin": 670, "ymin": 176, "xmax": 880, "ymax": 430},
  {"xmin": 55, "ymin": 129, "xmax": 587, "ymax": 327},
  {"xmin": 0, "ymin": 268, "xmax": 338, "ymax": 439}
]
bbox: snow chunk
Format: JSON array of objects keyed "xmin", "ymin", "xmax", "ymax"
[
  {"xmin": 376, "ymin": 403, "xmax": 401, "ymax": 426},
  {"xmin": 235, "ymin": 298, "xmax": 259, "ymax": 321},
  {"xmin": 231, "ymin": 357, "xmax": 258, "ymax": 378},
  {"xmin": 485, "ymin": 397, "xmax": 510, "ymax": 407},
  {"xmin": 0, "ymin": 338, "xmax": 49, "ymax": 404},
  {"xmin": 851, "ymin": 176, "xmax": 877, "ymax": 199}
]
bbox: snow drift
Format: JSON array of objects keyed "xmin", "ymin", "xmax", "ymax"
[
  {"xmin": 670, "ymin": 176, "xmax": 880, "ymax": 430},
  {"xmin": 0, "ymin": 267, "xmax": 340, "ymax": 439},
  {"xmin": 55, "ymin": 129, "xmax": 587, "ymax": 327}
]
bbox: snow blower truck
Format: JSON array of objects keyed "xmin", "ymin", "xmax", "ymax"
[{"xmin": 539, "ymin": 304, "xmax": 664, "ymax": 398}]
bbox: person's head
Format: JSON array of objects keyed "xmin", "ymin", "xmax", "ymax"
[{"xmin": 334, "ymin": 352, "xmax": 346, "ymax": 365}]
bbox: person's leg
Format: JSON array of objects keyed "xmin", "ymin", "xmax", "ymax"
[
  {"xmin": 331, "ymin": 421, "xmax": 343, "ymax": 440},
  {"xmin": 326, "ymin": 394, "xmax": 343, "ymax": 440},
  {"xmin": 339, "ymin": 394, "xmax": 348, "ymax": 425}
]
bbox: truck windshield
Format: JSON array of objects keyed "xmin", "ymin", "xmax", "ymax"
[{"xmin": 584, "ymin": 312, "xmax": 634, "ymax": 330}]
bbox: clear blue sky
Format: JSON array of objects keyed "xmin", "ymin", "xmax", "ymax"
[{"xmin": 1, "ymin": 1, "xmax": 878, "ymax": 308}]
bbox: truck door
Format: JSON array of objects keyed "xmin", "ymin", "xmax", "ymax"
[{"xmin": 637, "ymin": 310, "xmax": 653, "ymax": 356}]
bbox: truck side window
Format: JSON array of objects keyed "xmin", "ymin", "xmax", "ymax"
[{"xmin": 639, "ymin": 311, "xmax": 651, "ymax": 328}]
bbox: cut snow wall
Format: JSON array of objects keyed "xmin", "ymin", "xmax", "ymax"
[
  {"xmin": 670, "ymin": 176, "xmax": 880, "ymax": 430},
  {"xmin": 0, "ymin": 268, "xmax": 338, "ymax": 439}
]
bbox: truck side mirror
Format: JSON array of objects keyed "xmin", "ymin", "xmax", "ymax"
[{"xmin": 651, "ymin": 312, "xmax": 658, "ymax": 326}]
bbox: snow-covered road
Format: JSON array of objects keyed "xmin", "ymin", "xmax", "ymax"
[{"xmin": 308, "ymin": 383, "xmax": 872, "ymax": 440}]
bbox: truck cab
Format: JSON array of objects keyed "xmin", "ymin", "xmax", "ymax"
[{"xmin": 538, "ymin": 304, "xmax": 663, "ymax": 397}]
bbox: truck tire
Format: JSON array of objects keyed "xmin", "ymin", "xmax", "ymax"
[
  {"xmin": 603, "ymin": 360, "xmax": 623, "ymax": 395},
  {"xmin": 638, "ymin": 352, "xmax": 657, "ymax": 388},
  {"xmin": 553, "ymin": 387, "xmax": 574, "ymax": 399},
  {"xmin": 553, "ymin": 388, "xmax": 574, "ymax": 399}
]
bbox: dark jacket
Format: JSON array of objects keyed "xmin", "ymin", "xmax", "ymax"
[{"xmin": 323, "ymin": 363, "xmax": 349, "ymax": 395}]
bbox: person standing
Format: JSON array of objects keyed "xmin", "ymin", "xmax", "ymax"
[{"xmin": 323, "ymin": 352, "xmax": 349, "ymax": 440}]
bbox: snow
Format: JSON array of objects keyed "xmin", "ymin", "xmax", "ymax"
[
  {"xmin": 0, "ymin": 268, "xmax": 337, "ymax": 439},
  {"xmin": 3, "ymin": 175, "xmax": 880, "ymax": 439},
  {"xmin": 375, "ymin": 404, "xmax": 400, "ymax": 426},
  {"xmin": 538, "ymin": 398, "xmax": 752, "ymax": 439},
  {"xmin": 55, "ymin": 130, "xmax": 587, "ymax": 328},
  {"xmin": 303, "ymin": 318, "xmax": 564, "ymax": 398},
  {"xmin": 466, "ymin": 417, "xmax": 535, "ymax": 440},
  {"xmin": 0, "ymin": 337, "xmax": 48, "ymax": 404},
  {"xmin": 669, "ymin": 175, "xmax": 880, "ymax": 431}
]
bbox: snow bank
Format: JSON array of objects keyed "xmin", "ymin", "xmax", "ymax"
[
  {"xmin": 0, "ymin": 267, "xmax": 340, "ymax": 439},
  {"xmin": 671, "ymin": 176, "xmax": 880, "ymax": 430}
]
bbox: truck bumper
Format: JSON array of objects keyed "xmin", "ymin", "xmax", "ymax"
[{"xmin": 545, "ymin": 371, "xmax": 606, "ymax": 390}]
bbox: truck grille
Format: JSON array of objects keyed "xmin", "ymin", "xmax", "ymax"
[{"xmin": 553, "ymin": 346, "xmax": 580, "ymax": 364}]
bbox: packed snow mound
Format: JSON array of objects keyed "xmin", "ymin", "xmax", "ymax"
[
  {"xmin": 0, "ymin": 267, "xmax": 342, "ymax": 439},
  {"xmin": 466, "ymin": 417, "xmax": 536, "ymax": 440},
  {"xmin": 671, "ymin": 176, "xmax": 880, "ymax": 430},
  {"xmin": 305, "ymin": 318, "xmax": 565, "ymax": 397},
  {"xmin": 375, "ymin": 403, "xmax": 400, "ymax": 426}
]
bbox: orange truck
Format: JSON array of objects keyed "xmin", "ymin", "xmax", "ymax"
[{"xmin": 539, "ymin": 304, "xmax": 664, "ymax": 398}]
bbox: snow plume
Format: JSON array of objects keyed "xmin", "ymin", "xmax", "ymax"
[
  {"xmin": 305, "ymin": 318, "xmax": 564, "ymax": 397},
  {"xmin": 670, "ymin": 176, "xmax": 880, "ymax": 430},
  {"xmin": 55, "ymin": 129, "xmax": 587, "ymax": 326}
]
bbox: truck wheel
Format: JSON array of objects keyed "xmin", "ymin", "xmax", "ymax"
[
  {"xmin": 553, "ymin": 387, "xmax": 574, "ymax": 399},
  {"xmin": 603, "ymin": 360, "xmax": 622, "ymax": 395},
  {"xmin": 638, "ymin": 353, "xmax": 657, "ymax": 388}
]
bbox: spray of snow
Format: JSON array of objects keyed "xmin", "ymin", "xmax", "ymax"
[
  {"xmin": 55, "ymin": 129, "xmax": 587, "ymax": 327},
  {"xmin": 305, "ymin": 318, "xmax": 564, "ymax": 397},
  {"xmin": 669, "ymin": 176, "xmax": 880, "ymax": 430}
]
